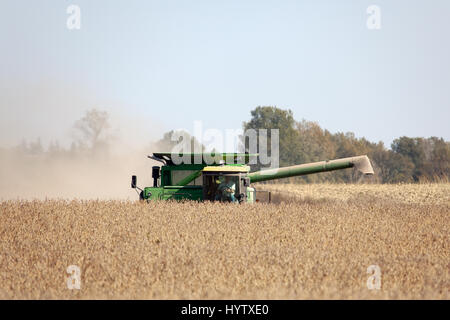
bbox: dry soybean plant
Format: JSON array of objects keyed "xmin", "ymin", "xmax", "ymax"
[{"xmin": 0, "ymin": 184, "xmax": 448, "ymax": 299}]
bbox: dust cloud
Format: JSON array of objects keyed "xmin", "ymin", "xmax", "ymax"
[
  {"xmin": 0, "ymin": 82, "xmax": 164, "ymax": 200},
  {"xmin": 0, "ymin": 119, "xmax": 162, "ymax": 200}
]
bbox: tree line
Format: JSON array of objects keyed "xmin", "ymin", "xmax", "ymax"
[
  {"xmin": 243, "ymin": 106, "xmax": 449, "ymax": 183},
  {"xmin": 4, "ymin": 109, "xmax": 112, "ymax": 160},
  {"xmin": 4, "ymin": 107, "xmax": 449, "ymax": 184}
]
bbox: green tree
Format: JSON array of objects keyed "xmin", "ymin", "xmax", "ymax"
[
  {"xmin": 242, "ymin": 106, "xmax": 301, "ymax": 172},
  {"xmin": 391, "ymin": 137, "xmax": 426, "ymax": 181},
  {"xmin": 427, "ymin": 137, "xmax": 450, "ymax": 180}
]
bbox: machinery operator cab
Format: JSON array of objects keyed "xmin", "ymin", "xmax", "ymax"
[
  {"xmin": 203, "ymin": 174, "xmax": 240, "ymax": 202},
  {"xmin": 215, "ymin": 175, "xmax": 238, "ymax": 202},
  {"xmin": 202, "ymin": 167, "xmax": 250, "ymax": 203}
]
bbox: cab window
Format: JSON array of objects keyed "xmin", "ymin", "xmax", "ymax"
[
  {"xmin": 204, "ymin": 174, "xmax": 239, "ymax": 202},
  {"xmin": 172, "ymin": 170, "xmax": 203, "ymax": 186}
]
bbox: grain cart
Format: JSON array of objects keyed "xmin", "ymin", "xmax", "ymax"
[{"xmin": 131, "ymin": 153, "xmax": 374, "ymax": 203}]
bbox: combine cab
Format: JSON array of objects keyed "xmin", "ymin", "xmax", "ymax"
[{"xmin": 131, "ymin": 152, "xmax": 374, "ymax": 203}]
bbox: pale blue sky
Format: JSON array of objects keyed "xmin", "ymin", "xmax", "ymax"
[{"xmin": 1, "ymin": 0, "xmax": 449, "ymax": 149}]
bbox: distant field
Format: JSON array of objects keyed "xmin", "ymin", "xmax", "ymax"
[
  {"xmin": 264, "ymin": 183, "xmax": 450, "ymax": 205},
  {"xmin": 0, "ymin": 183, "xmax": 448, "ymax": 299}
]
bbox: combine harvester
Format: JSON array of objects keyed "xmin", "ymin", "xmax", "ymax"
[{"xmin": 131, "ymin": 153, "xmax": 374, "ymax": 203}]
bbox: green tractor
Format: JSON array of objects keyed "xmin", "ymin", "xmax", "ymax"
[{"xmin": 131, "ymin": 153, "xmax": 374, "ymax": 203}]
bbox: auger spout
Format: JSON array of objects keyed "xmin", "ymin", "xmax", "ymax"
[{"xmin": 248, "ymin": 155, "xmax": 374, "ymax": 183}]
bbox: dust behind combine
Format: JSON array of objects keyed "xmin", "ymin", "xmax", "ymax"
[{"xmin": 0, "ymin": 183, "xmax": 448, "ymax": 299}]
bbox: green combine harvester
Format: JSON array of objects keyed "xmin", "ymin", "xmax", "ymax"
[{"xmin": 131, "ymin": 153, "xmax": 374, "ymax": 203}]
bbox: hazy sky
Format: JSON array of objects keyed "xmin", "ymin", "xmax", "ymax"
[{"xmin": 1, "ymin": 0, "xmax": 449, "ymax": 150}]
